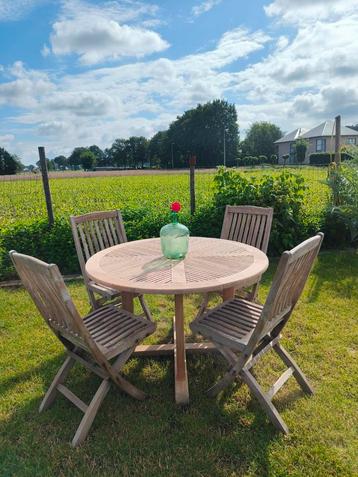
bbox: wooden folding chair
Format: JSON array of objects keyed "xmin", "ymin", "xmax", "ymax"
[
  {"xmin": 10, "ymin": 251, "xmax": 156, "ymax": 447},
  {"xmin": 190, "ymin": 233, "xmax": 324, "ymax": 434},
  {"xmin": 221, "ymin": 205, "xmax": 273, "ymax": 300},
  {"xmin": 70, "ymin": 210, "xmax": 150, "ymax": 317}
]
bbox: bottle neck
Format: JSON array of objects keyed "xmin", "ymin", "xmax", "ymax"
[{"xmin": 171, "ymin": 211, "xmax": 178, "ymax": 223}]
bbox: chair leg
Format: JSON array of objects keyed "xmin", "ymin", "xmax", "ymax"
[
  {"xmin": 195, "ymin": 293, "xmax": 210, "ymax": 320},
  {"xmin": 108, "ymin": 348, "xmax": 146, "ymax": 401},
  {"xmin": 207, "ymin": 367, "xmax": 239, "ymax": 397},
  {"xmin": 274, "ymin": 343, "xmax": 314, "ymax": 395},
  {"xmin": 72, "ymin": 379, "xmax": 111, "ymax": 447},
  {"xmin": 39, "ymin": 355, "xmax": 76, "ymax": 412},
  {"xmin": 241, "ymin": 368, "xmax": 289, "ymax": 434},
  {"xmin": 138, "ymin": 295, "xmax": 153, "ymax": 322}
]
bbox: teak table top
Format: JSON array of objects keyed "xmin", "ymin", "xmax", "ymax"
[{"xmin": 85, "ymin": 236, "xmax": 269, "ymax": 295}]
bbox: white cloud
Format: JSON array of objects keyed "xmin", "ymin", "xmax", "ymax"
[
  {"xmin": 0, "ymin": 0, "xmax": 45, "ymax": 21},
  {"xmin": 0, "ymin": 134, "xmax": 15, "ymax": 147},
  {"xmin": 48, "ymin": 0, "xmax": 169, "ymax": 64},
  {"xmin": 265, "ymin": 0, "xmax": 358, "ymax": 24},
  {"xmin": 0, "ymin": 61, "xmax": 54, "ymax": 107},
  {"xmin": 192, "ymin": 0, "xmax": 222, "ymax": 17},
  {"xmin": 1, "ymin": 0, "xmax": 358, "ymax": 160},
  {"xmin": 51, "ymin": 19, "xmax": 169, "ymax": 64}
]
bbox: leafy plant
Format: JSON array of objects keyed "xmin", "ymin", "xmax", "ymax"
[
  {"xmin": 213, "ymin": 166, "xmax": 308, "ymax": 253},
  {"xmin": 327, "ymin": 162, "xmax": 358, "ymax": 242},
  {"xmin": 294, "ymin": 138, "xmax": 309, "ymax": 163}
]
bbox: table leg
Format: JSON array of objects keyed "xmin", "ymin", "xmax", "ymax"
[
  {"xmin": 222, "ymin": 287, "xmax": 235, "ymax": 302},
  {"xmin": 174, "ymin": 294, "xmax": 189, "ymax": 405},
  {"xmin": 121, "ymin": 292, "xmax": 135, "ymax": 313}
]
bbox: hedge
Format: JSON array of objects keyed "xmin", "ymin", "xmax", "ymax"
[{"xmin": 309, "ymin": 152, "xmax": 352, "ymax": 165}]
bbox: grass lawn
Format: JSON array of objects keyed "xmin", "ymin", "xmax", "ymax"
[{"xmin": 0, "ymin": 250, "xmax": 357, "ymax": 476}]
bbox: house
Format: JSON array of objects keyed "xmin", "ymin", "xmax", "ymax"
[{"xmin": 275, "ymin": 120, "xmax": 358, "ymax": 164}]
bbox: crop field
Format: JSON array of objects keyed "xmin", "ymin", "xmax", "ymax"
[{"xmin": 0, "ymin": 167, "xmax": 328, "ymax": 229}]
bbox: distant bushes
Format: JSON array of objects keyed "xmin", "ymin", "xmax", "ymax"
[
  {"xmin": 309, "ymin": 152, "xmax": 352, "ymax": 165},
  {"xmin": 237, "ymin": 154, "xmax": 278, "ymax": 167}
]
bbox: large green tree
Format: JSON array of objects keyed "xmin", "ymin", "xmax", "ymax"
[
  {"xmin": 68, "ymin": 147, "xmax": 87, "ymax": 169},
  {"xmin": 148, "ymin": 131, "xmax": 170, "ymax": 168},
  {"xmin": 241, "ymin": 122, "xmax": 282, "ymax": 158},
  {"xmin": 88, "ymin": 145, "xmax": 105, "ymax": 166},
  {"xmin": 53, "ymin": 155, "xmax": 68, "ymax": 170},
  {"xmin": 80, "ymin": 150, "xmax": 96, "ymax": 170},
  {"xmin": 0, "ymin": 148, "xmax": 23, "ymax": 175},
  {"xmin": 167, "ymin": 99, "xmax": 239, "ymax": 167}
]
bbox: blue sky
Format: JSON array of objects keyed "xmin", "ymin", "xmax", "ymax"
[{"xmin": 0, "ymin": 0, "xmax": 357, "ymax": 164}]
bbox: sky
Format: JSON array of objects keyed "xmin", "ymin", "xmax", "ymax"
[{"xmin": 0, "ymin": 0, "xmax": 357, "ymax": 164}]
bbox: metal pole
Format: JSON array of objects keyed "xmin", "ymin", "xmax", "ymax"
[
  {"xmin": 335, "ymin": 115, "xmax": 341, "ymax": 164},
  {"xmin": 38, "ymin": 146, "xmax": 54, "ymax": 226},
  {"xmin": 189, "ymin": 155, "xmax": 196, "ymax": 215},
  {"xmin": 223, "ymin": 128, "xmax": 226, "ymax": 167}
]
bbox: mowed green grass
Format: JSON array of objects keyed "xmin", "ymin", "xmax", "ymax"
[
  {"xmin": 0, "ymin": 167, "xmax": 328, "ymax": 228},
  {"xmin": 1, "ymin": 250, "xmax": 357, "ymax": 477}
]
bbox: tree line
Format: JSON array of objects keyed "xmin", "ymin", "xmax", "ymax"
[{"xmin": 0, "ymin": 99, "xmax": 290, "ymax": 174}]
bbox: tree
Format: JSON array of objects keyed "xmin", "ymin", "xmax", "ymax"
[
  {"xmin": 80, "ymin": 150, "xmax": 96, "ymax": 170},
  {"xmin": 36, "ymin": 158, "xmax": 55, "ymax": 171},
  {"xmin": 148, "ymin": 131, "xmax": 170, "ymax": 168},
  {"xmin": 0, "ymin": 147, "xmax": 23, "ymax": 175},
  {"xmin": 127, "ymin": 136, "xmax": 148, "ymax": 168},
  {"xmin": 107, "ymin": 139, "xmax": 127, "ymax": 167},
  {"xmin": 167, "ymin": 99, "xmax": 239, "ymax": 167},
  {"xmin": 53, "ymin": 155, "xmax": 68, "ymax": 170},
  {"xmin": 294, "ymin": 138, "xmax": 309, "ymax": 163},
  {"xmin": 68, "ymin": 147, "xmax": 87, "ymax": 169},
  {"xmin": 88, "ymin": 145, "xmax": 106, "ymax": 166},
  {"xmin": 241, "ymin": 122, "xmax": 282, "ymax": 158}
]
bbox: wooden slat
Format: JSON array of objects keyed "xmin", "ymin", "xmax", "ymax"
[
  {"xmin": 134, "ymin": 342, "xmax": 217, "ymax": 355},
  {"xmin": 267, "ymin": 367, "xmax": 294, "ymax": 400},
  {"xmin": 57, "ymin": 384, "xmax": 88, "ymax": 413}
]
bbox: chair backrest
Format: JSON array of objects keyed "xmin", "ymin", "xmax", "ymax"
[
  {"xmin": 9, "ymin": 251, "xmax": 99, "ymax": 354},
  {"xmin": 70, "ymin": 210, "xmax": 127, "ymax": 278},
  {"xmin": 249, "ymin": 233, "xmax": 324, "ymax": 347},
  {"xmin": 221, "ymin": 205, "xmax": 273, "ymax": 253}
]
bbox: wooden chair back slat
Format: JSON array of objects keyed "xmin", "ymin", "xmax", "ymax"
[
  {"xmin": 9, "ymin": 251, "xmax": 106, "ymax": 358},
  {"xmin": 250, "ymin": 233, "xmax": 324, "ymax": 345},
  {"xmin": 70, "ymin": 210, "xmax": 127, "ymax": 278},
  {"xmin": 221, "ymin": 206, "xmax": 273, "ymax": 253}
]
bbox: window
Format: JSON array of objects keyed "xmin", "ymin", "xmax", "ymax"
[
  {"xmin": 316, "ymin": 138, "xmax": 326, "ymax": 152},
  {"xmin": 347, "ymin": 137, "xmax": 356, "ymax": 145}
]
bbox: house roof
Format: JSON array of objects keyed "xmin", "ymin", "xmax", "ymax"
[
  {"xmin": 275, "ymin": 120, "xmax": 358, "ymax": 143},
  {"xmin": 274, "ymin": 127, "xmax": 307, "ymax": 144},
  {"xmin": 301, "ymin": 120, "xmax": 358, "ymax": 138}
]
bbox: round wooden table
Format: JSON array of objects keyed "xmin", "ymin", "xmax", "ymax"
[{"xmin": 86, "ymin": 237, "xmax": 269, "ymax": 405}]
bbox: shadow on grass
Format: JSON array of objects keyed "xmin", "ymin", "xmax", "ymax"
[{"xmin": 0, "ymin": 348, "xmax": 288, "ymax": 476}]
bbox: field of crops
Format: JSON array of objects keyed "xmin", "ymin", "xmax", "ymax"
[{"xmin": 0, "ymin": 167, "xmax": 328, "ymax": 229}]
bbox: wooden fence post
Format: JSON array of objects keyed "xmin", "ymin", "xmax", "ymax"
[
  {"xmin": 335, "ymin": 115, "xmax": 341, "ymax": 164},
  {"xmin": 38, "ymin": 146, "xmax": 54, "ymax": 226},
  {"xmin": 189, "ymin": 155, "xmax": 196, "ymax": 215}
]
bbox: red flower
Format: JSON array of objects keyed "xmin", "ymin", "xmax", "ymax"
[{"xmin": 171, "ymin": 201, "xmax": 181, "ymax": 212}]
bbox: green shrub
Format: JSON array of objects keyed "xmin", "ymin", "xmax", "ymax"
[
  {"xmin": 213, "ymin": 166, "xmax": 311, "ymax": 253},
  {"xmin": 0, "ymin": 219, "xmax": 78, "ymax": 279},
  {"xmin": 0, "ymin": 210, "xmax": 193, "ymax": 281},
  {"xmin": 237, "ymin": 155, "xmax": 276, "ymax": 167},
  {"xmin": 309, "ymin": 152, "xmax": 352, "ymax": 165},
  {"xmin": 326, "ymin": 162, "xmax": 358, "ymax": 243}
]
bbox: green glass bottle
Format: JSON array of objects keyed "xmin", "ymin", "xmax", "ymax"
[{"xmin": 160, "ymin": 202, "xmax": 189, "ymax": 259}]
